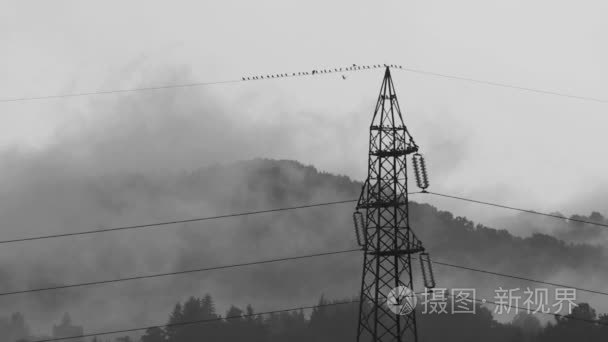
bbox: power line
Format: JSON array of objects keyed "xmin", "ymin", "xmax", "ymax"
[
  {"xmin": 0, "ymin": 80, "xmax": 241, "ymax": 103},
  {"xmin": 5, "ymin": 246, "xmax": 603, "ymax": 339},
  {"xmin": 1, "ymin": 191, "xmax": 605, "ymax": 247},
  {"xmin": 443, "ymin": 293, "xmax": 608, "ymax": 327},
  {"xmin": 0, "ymin": 63, "xmax": 377, "ymax": 103},
  {"xmin": 29, "ymin": 299, "xmax": 360, "ymax": 342},
  {"xmin": 425, "ymin": 256, "xmax": 608, "ymax": 297},
  {"xmin": 28, "ymin": 290, "xmax": 608, "ymax": 342},
  {"xmin": 1, "ymin": 190, "xmax": 606, "ymax": 246},
  {"xmin": 474, "ymin": 296, "xmax": 608, "ymax": 327},
  {"xmin": 397, "ymin": 67, "xmax": 608, "ymax": 104},
  {"xmin": 423, "ymin": 191, "xmax": 608, "ymax": 230},
  {"xmin": 2, "ymin": 64, "xmax": 605, "ymax": 104},
  {"xmin": 4, "ymin": 245, "xmax": 605, "ymax": 300},
  {"xmin": 0, "ymin": 248, "xmax": 360, "ymax": 297},
  {"xmin": 0, "ymin": 199, "xmax": 357, "ymax": 245}
]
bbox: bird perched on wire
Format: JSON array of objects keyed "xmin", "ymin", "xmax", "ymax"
[{"xmin": 342, "ymin": 75, "xmax": 347, "ymax": 80}]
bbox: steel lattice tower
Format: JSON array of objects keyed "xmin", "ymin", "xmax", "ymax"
[{"xmin": 355, "ymin": 67, "xmax": 426, "ymax": 342}]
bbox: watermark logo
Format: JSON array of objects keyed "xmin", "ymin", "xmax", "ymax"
[
  {"xmin": 386, "ymin": 286, "xmax": 417, "ymax": 315},
  {"xmin": 384, "ymin": 287, "xmax": 578, "ymax": 316},
  {"xmin": 418, "ymin": 287, "xmax": 577, "ymax": 316}
]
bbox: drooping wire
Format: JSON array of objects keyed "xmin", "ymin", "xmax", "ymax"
[
  {"xmin": 425, "ymin": 256, "xmax": 608, "ymax": 297},
  {"xmin": 29, "ymin": 300, "xmax": 361, "ymax": 342},
  {"xmin": 4, "ymin": 245, "xmax": 606, "ymax": 298},
  {"xmin": 6, "ymin": 63, "xmax": 606, "ymax": 104},
  {"xmin": 0, "ymin": 190, "xmax": 605, "ymax": 248},
  {"xmin": 0, "ymin": 64, "xmax": 384, "ymax": 103},
  {"xmin": 440, "ymin": 292, "xmax": 608, "ymax": 327},
  {"xmin": 0, "ymin": 248, "xmax": 361, "ymax": 297},
  {"xmin": 0, "ymin": 80, "xmax": 241, "ymax": 103},
  {"xmin": 26, "ymin": 278, "xmax": 608, "ymax": 342},
  {"xmin": 397, "ymin": 67, "xmax": 608, "ymax": 104},
  {"xmin": 0, "ymin": 241, "xmax": 604, "ymax": 341},
  {"xmin": 422, "ymin": 191, "xmax": 608, "ymax": 231},
  {"xmin": 0, "ymin": 199, "xmax": 357, "ymax": 245},
  {"xmin": 0, "ymin": 190, "xmax": 606, "ymax": 247}
]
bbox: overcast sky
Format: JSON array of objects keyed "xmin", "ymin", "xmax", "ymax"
[
  {"xmin": 2, "ymin": 0, "xmax": 607, "ymax": 224},
  {"xmin": 2, "ymin": 1, "xmax": 608, "ymax": 336}
]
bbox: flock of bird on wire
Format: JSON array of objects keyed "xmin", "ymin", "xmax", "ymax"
[{"xmin": 242, "ymin": 64, "xmax": 403, "ymax": 81}]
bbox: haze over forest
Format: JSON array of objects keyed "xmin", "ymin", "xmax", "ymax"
[
  {"xmin": 3, "ymin": 1, "xmax": 608, "ymax": 341},
  {"xmin": 0, "ymin": 67, "xmax": 605, "ymax": 341},
  {"xmin": 0, "ymin": 156, "xmax": 606, "ymax": 340}
]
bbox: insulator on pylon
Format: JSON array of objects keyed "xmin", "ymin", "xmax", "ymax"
[
  {"xmin": 412, "ymin": 153, "xmax": 429, "ymax": 191},
  {"xmin": 353, "ymin": 211, "xmax": 366, "ymax": 247},
  {"xmin": 420, "ymin": 252, "xmax": 436, "ymax": 289}
]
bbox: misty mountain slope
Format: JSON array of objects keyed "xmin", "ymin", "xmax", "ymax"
[
  {"xmin": 174, "ymin": 158, "xmax": 606, "ymax": 273},
  {"xmin": 1, "ymin": 158, "xmax": 606, "ymax": 333},
  {"xmin": 164, "ymin": 159, "xmax": 606, "ymax": 299},
  {"xmin": 410, "ymin": 201, "xmax": 605, "ymax": 276},
  {"xmin": 492, "ymin": 210, "xmax": 608, "ymax": 246},
  {"xmin": 173, "ymin": 159, "xmax": 360, "ymax": 210}
]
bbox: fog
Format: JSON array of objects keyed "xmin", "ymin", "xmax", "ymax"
[
  {"xmin": 0, "ymin": 73, "xmax": 605, "ymax": 338},
  {"xmin": 2, "ymin": 1, "xmax": 608, "ymax": 337}
]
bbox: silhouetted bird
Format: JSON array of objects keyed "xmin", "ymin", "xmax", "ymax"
[{"xmin": 342, "ymin": 75, "xmax": 347, "ymax": 80}]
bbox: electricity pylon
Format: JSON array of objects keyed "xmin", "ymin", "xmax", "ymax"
[{"xmin": 353, "ymin": 66, "xmax": 427, "ymax": 342}]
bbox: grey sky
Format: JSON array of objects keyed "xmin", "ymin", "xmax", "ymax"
[
  {"xmin": 2, "ymin": 0, "xmax": 607, "ymax": 225},
  {"xmin": 1, "ymin": 1, "xmax": 608, "ymax": 336}
]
